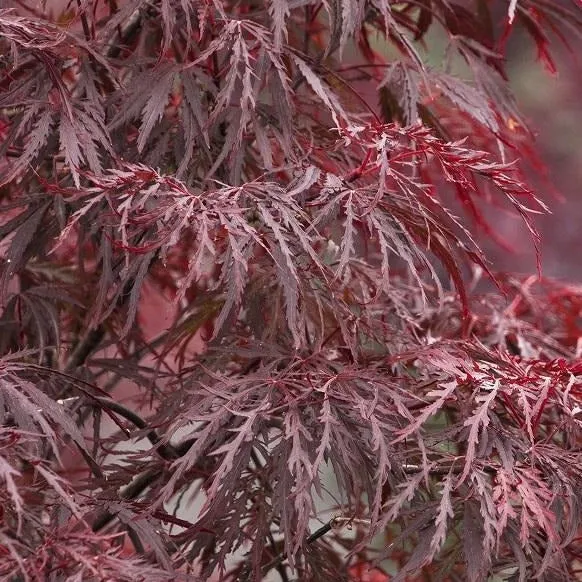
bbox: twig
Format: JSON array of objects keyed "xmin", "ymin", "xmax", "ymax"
[
  {"xmin": 401, "ymin": 463, "xmax": 496, "ymax": 475},
  {"xmin": 92, "ymin": 396, "xmax": 179, "ymax": 460},
  {"xmin": 103, "ymin": 5, "xmax": 146, "ymax": 59},
  {"xmin": 76, "ymin": 0, "xmax": 92, "ymax": 41},
  {"xmin": 91, "ymin": 467, "xmax": 163, "ymax": 532},
  {"xmin": 64, "ymin": 327, "xmax": 105, "ymax": 372},
  {"xmin": 126, "ymin": 526, "xmax": 145, "ymax": 554},
  {"xmin": 249, "ymin": 450, "xmax": 290, "ymax": 582},
  {"xmin": 259, "ymin": 515, "xmax": 371, "ymax": 578}
]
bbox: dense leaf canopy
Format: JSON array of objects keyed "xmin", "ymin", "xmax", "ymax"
[{"xmin": 1, "ymin": 0, "xmax": 582, "ymax": 580}]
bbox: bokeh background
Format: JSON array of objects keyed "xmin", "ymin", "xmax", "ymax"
[{"xmin": 498, "ymin": 30, "xmax": 582, "ymax": 280}]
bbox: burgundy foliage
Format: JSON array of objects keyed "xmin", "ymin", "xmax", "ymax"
[{"xmin": 1, "ymin": 0, "xmax": 582, "ymax": 580}]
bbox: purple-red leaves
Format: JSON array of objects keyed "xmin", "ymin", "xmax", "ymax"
[{"xmin": 2, "ymin": 1, "xmax": 582, "ymax": 581}]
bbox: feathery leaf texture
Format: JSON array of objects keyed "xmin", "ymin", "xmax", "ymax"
[{"xmin": 1, "ymin": 1, "xmax": 582, "ymax": 580}]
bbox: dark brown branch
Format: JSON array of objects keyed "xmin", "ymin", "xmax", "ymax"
[
  {"xmin": 91, "ymin": 467, "xmax": 163, "ymax": 532},
  {"xmin": 76, "ymin": 0, "xmax": 92, "ymax": 41},
  {"xmin": 401, "ymin": 463, "xmax": 497, "ymax": 475},
  {"xmin": 250, "ymin": 450, "xmax": 290, "ymax": 582},
  {"xmin": 92, "ymin": 397, "xmax": 179, "ymax": 461},
  {"xmin": 259, "ymin": 516, "xmax": 364, "ymax": 578},
  {"xmin": 64, "ymin": 327, "xmax": 105, "ymax": 372}
]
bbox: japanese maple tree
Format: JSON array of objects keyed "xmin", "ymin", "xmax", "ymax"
[{"xmin": 1, "ymin": 0, "xmax": 582, "ymax": 580}]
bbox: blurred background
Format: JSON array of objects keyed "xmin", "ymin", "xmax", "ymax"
[{"xmin": 496, "ymin": 30, "xmax": 582, "ymax": 281}]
